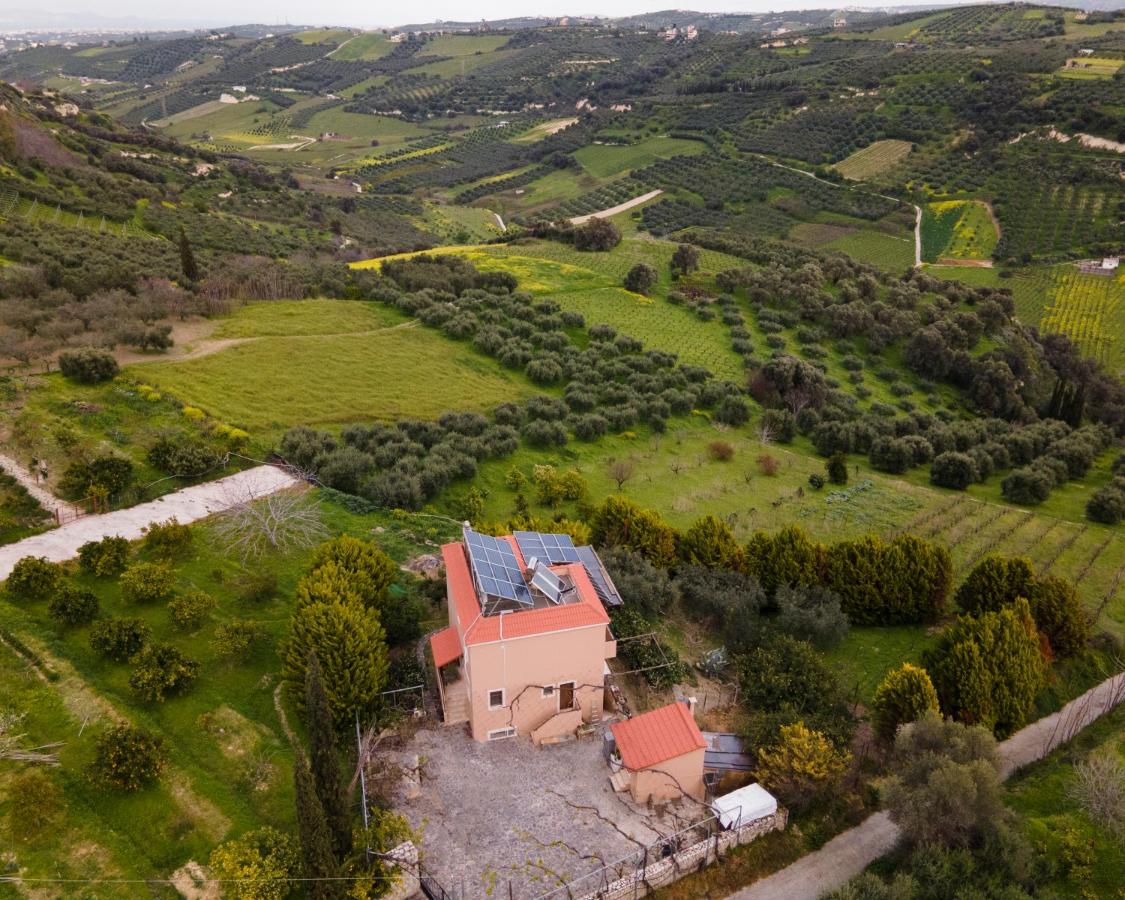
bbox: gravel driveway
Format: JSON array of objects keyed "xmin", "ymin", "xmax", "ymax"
[
  {"xmin": 0, "ymin": 465, "xmax": 299, "ymax": 578},
  {"xmin": 391, "ymin": 726, "xmax": 706, "ymax": 899}
]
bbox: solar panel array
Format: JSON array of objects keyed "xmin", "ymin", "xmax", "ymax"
[
  {"xmin": 577, "ymin": 546, "xmax": 624, "ymax": 607},
  {"xmin": 514, "ymin": 531, "xmax": 582, "ymax": 565},
  {"xmin": 464, "ymin": 529, "xmax": 533, "ymax": 607}
]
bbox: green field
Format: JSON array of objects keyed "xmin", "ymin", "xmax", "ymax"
[
  {"xmin": 572, "ymin": 136, "xmax": 706, "ymax": 179},
  {"xmin": 133, "ymin": 301, "xmax": 536, "ymax": 433},
  {"xmin": 1018, "ymin": 267, "xmax": 1125, "ymax": 374},
  {"xmin": 922, "ymin": 200, "xmax": 998, "ymax": 261},
  {"xmin": 416, "ymin": 34, "xmax": 511, "ymax": 57},
  {"xmin": 1057, "ymin": 56, "xmax": 1124, "ymax": 79},
  {"xmin": 329, "ymin": 32, "xmax": 393, "ymax": 60},
  {"xmin": 832, "ymin": 139, "xmax": 913, "ymax": 181}
]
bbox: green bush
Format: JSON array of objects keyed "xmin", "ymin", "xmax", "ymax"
[
  {"xmin": 87, "ymin": 724, "xmax": 168, "ymax": 791},
  {"xmin": 589, "ymin": 495, "xmax": 678, "ymax": 568},
  {"xmin": 623, "ymin": 263, "xmax": 658, "ymax": 295},
  {"xmin": 930, "ymin": 452, "xmax": 979, "ymax": 490},
  {"xmin": 823, "ymin": 534, "xmax": 951, "ymax": 625},
  {"xmin": 573, "ymin": 217, "xmax": 621, "ymax": 251},
  {"xmin": 129, "ymin": 643, "xmax": 201, "ymax": 702},
  {"xmin": 826, "ymin": 452, "xmax": 848, "ymax": 485},
  {"xmin": 77, "ymin": 536, "xmax": 130, "ymax": 576},
  {"xmin": 1086, "ymin": 479, "xmax": 1125, "ymax": 525},
  {"xmin": 609, "ymin": 606, "xmax": 687, "ymax": 689},
  {"xmin": 141, "ymin": 518, "xmax": 193, "ymax": 559},
  {"xmin": 744, "ymin": 524, "xmax": 822, "ymax": 594},
  {"xmin": 58, "ymin": 454, "xmax": 135, "ymax": 500},
  {"xmin": 212, "ymin": 618, "xmax": 263, "ymax": 658},
  {"xmin": 89, "ymin": 617, "xmax": 150, "ymax": 661},
  {"xmin": 167, "ymin": 591, "xmax": 217, "ymax": 631},
  {"xmin": 6, "ymin": 769, "xmax": 64, "ymax": 839},
  {"xmin": 679, "ymin": 514, "xmax": 745, "ymax": 570},
  {"xmin": 6, "ymin": 556, "xmax": 62, "ymax": 601},
  {"xmin": 871, "ymin": 663, "xmax": 940, "ymax": 743},
  {"xmin": 954, "ymin": 555, "xmax": 1036, "ymax": 616},
  {"xmin": 1028, "ymin": 574, "xmax": 1089, "ymax": 658},
  {"xmin": 47, "ymin": 584, "xmax": 99, "ymax": 627},
  {"xmin": 58, "ymin": 348, "xmax": 119, "ymax": 383},
  {"xmin": 120, "ymin": 562, "xmax": 176, "ymax": 605}
]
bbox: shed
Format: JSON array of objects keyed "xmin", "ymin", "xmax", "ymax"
[
  {"xmin": 712, "ymin": 783, "xmax": 778, "ymax": 830},
  {"xmin": 609, "ymin": 702, "xmax": 707, "ymax": 803},
  {"xmin": 702, "ymin": 732, "xmax": 754, "ymax": 772}
]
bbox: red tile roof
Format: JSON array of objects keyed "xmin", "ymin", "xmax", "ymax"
[
  {"xmin": 429, "ymin": 626, "xmax": 462, "ymax": 668},
  {"xmin": 611, "ymin": 702, "xmax": 707, "ymax": 771},
  {"xmin": 442, "ymin": 541, "xmax": 610, "ymax": 646}
]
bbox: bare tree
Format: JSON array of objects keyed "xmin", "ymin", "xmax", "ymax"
[
  {"xmin": 212, "ymin": 489, "xmax": 328, "ymax": 562},
  {"xmin": 608, "ymin": 458, "xmax": 637, "ymax": 492},
  {"xmin": 1067, "ymin": 753, "xmax": 1125, "ymax": 841},
  {"xmin": 756, "ymin": 420, "xmax": 776, "ymax": 445}
]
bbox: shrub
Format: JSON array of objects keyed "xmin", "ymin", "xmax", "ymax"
[
  {"xmin": 235, "ymin": 570, "xmax": 277, "ymax": 605},
  {"xmin": 589, "ymin": 496, "xmax": 678, "ymax": 568},
  {"xmin": 129, "ymin": 643, "xmax": 201, "ymax": 702},
  {"xmin": 208, "ymin": 827, "xmax": 300, "ymax": 900},
  {"xmin": 1000, "ymin": 466, "xmax": 1053, "ymax": 505},
  {"xmin": 954, "ymin": 555, "xmax": 1036, "ymax": 616},
  {"xmin": 89, "ymin": 617, "xmax": 150, "ymax": 661},
  {"xmin": 6, "ymin": 769, "xmax": 63, "ymax": 838},
  {"xmin": 120, "ymin": 562, "xmax": 176, "ymax": 605},
  {"xmin": 624, "ymin": 263, "xmax": 658, "ymax": 294},
  {"xmin": 87, "ymin": 724, "xmax": 168, "ymax": 791},
  {"xmin": 77, "ymin": 536, "xmax": 129, "ymax": 576},
  {"xmin": 601, "ymin": 547, "xmax": 679, "ymax": 619},
  {"xmin": 307, "ymin": 535, "xmax": 397, "ymax": 612},
  {"xmin": 609, "ymin": 607, "xmax": 687, "ymax": 689},
  {"xmin": 715, "ymin": 396, "xmax": 750, "ymax": 426},
  {"xmin": 1029, "ymin": 574, "xmax": 1089, "ymax": 658},
  {"xmin": 708, "ymin": 440, "xmax": 735, "ymax": 462},
  {"xmin": 676, "ymin": 565, "xmax": 764, "ymax": 627},
  {"xmin": 58, "ymin": 348, "xmax": 119, "ymax": 383},
  {"xmin": 871, "ymin": 663, "xmax": 939, "ymax": 743},
  {"xmin": 48, "ymin": 584, "xmax": 99, "ymax": 627},
  {"xmin": 754, "ymin": 721, "xmax": 850, "ymax": 812},
  {"xmin": 58, "ymin": 454, "xmax": 134, "ymax": 499},
  {"xmin": 1086, "ymin": 480, "xmax": 1125, "ymax": 525},
  {"xmin": 6, "ymin": 556, "xmax": 62, "ymax": 601},
  {"xmin": 573, "ymin": 217, "xmax": 621, "ymax": 251},
  {"xmin": 826, "ymin": 452, "xmax": 848, "ymax": 485},
  {"xmin": 930, "ymin": 452, "xmax": 979, "ymax": 490},
  {"xmin": 757, "ymin": 454, "xmax": 780, "ymax": 476},
  {"xmin": 167, "ymin": 590, "xmax": 217, "ymax": 631},
  {"xmin": 744, "ymin": 525, "xmax": 822, "ymax": 595},
  {"xmin": 869, "ymin": 437, "xmax": 913, "ymax": 474},
  {"xmin": 212, "ymin": 618, "xmax": 263, "ymax": 658},
  {"xmin": 146, "ymin": 436, "xmax": 225, "ymax": 478},
  {"xmin": 671, "ymin": 243, "xmax": 701, "ymax": 276},
  {"xmin": 879, "ymin": 710, "xmax": 1002, "ymax": 848},
  {"xmin": 679, "ymin": 514, "xmax": 744, "ymax": 570},
  {"xmin": 142, "ymin": 518, "xmax": 193, "ymax": 559},
  {"xmin": 924, "ymin": 599, "xmax": 1045, "ymax": 735},
  {"xmin": 807, "ymin": 473, "xmax": 825, "ymax": 490},
  {"xmin": 774, "ymin": 584, "xmax": 849, "ymax": 649}
]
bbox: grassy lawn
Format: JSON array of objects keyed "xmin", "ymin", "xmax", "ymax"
[
  {"xmin": 832, "ymin": 140, "xmax": 913, "ymax": 181},
  {"xmin": 1006, "ymin": 705, "xmax": 1125, "ymax": 897},
  {"xmin": 572, "ymin": 136, "xmax": 706, "ymax": 179},
  {"xmin": 0, "ymin": 494, "xmax": 450, "ymax": 895},
  {"xmin": 825, "ymin": 626, "xmax": 940, "ymax": 707},
  {"xmin": 210, "ymin": 299, "xmax": 402, "ymax": 338},
  {"xmin": 132, "ymin": 303, "xmax": 536, "ymax": 435}
]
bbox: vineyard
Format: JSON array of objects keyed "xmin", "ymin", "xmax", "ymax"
[
  {"xmin": 1038, "ymin": 268, "xmax": 1124, "ymax": 373},
  {"xmin": 833, "ymin": 139, "xmax": 914, "ymax": 181}
]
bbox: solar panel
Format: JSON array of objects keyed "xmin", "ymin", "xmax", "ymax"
[
  {"xmin": 514, "ymin": 531, "xmax": 582, "ymax": 565},
  {"xmin": 529, "ymin": 561, "xmax": 567, "ymax": 605},
  {"xmin": 576, "ymin": 546, "xmax": 623, "ymax": 607},
  {"xmin": 464, "ymin": 528, "xmax": 532, "ymax": 607}
]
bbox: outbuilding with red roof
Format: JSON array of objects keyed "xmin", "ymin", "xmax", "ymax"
[{"xmin": 610, "ymin": 702, "xmax": 707, "ymax": 804}]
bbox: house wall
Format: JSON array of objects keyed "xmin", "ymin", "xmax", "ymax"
[
  {"xmin": 628, "ymin": 747, "xmax": 707, "ymax": 804},
  {"xmin": 463, "ymin": 625, "xmax": 610, "ymax": 741}
]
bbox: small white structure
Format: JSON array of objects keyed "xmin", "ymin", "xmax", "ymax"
[{"xmin": 712, "ymin": 783, "xmax": 778, "ymax": 830}]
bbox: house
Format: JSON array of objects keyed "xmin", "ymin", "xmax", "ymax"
[
  {"xmin": 609, "ymin": 702, "xmax": 707, "ymax": 803},
  {"xmin": 833, "ymin": 16, "xmax": 848, "ymax": 28},
  {"xmin": 430, "ymin": 525, "xmax": 622, "ymax": 742}
]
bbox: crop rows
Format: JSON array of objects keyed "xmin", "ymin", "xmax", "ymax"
[{"xmin": 1038, "ymin": 269, "xmax": 1121, "ymax": 367}]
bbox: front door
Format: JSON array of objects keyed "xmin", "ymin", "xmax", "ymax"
[{"xmin": 559, "ymin": 681, "xmax": 575, "ymax": 710}]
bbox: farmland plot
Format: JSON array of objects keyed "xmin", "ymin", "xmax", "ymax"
[
  {"xmin": 1038, "ymin": 268, "xmax": 1124, "ymax": 373},
  {"xmin": 832, "ymin": 139, "xmax": 913, "ymax": 180},
  {"xmin": 922, "ymin": 199, "xmax": 998, "ymax": 262}
]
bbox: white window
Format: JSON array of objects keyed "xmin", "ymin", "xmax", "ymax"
[
  {"xmin": 487, "ymin": 727, "xmax": 517, "ymax": 741},
  {"xmin": 488, "ymin": 689, "xmax": 505, "ymax": 709},
  {"xmin": 541, "ymin": 685, "xmax": 556, "ymax": 699}
]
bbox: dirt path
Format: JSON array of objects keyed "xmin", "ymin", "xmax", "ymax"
[
  {"xmin": 0, "ymin": 465, "xmax": 299, "ymax": 579},
  {"xmin": 0, "ymin": 451, "xmax": 72, "ymax": 521},
  {"xmin": 729, "ymin": 671, "xmax": 1125, "ymax": 900},
  {"xmin": 569, "ymin": 189, "xmax": 664, "ymax": 225}
]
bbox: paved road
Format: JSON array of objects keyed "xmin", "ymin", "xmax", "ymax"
[
  {"xmin": 729, "ymin": 671, "xmax": 1125, "ymax": 900},
  {"xmin": 0, "ymin": 465, "xmax": 299, "ymax": 578}
]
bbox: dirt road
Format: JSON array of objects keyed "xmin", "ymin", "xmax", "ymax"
[
  {"xmin": 729, "ymin": 671, "xmax": 1125, "ymax": 899},
  {"xmin": 0, "ymin": 451, "xmax": 73, "ymax": 522},
  {"xmin": 0, "ymin": 465, "xmax": 299, "ymax": 578},
  {"xmin": 569, "ymin": 189, "xmax": 664, "ymax": 225}
]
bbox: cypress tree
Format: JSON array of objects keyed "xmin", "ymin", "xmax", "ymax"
[
  {"xmin": 305, "ymin": 651, "xmax": 352, "ymax": 862},
  {"xmin": 178, "ymin": 227, "xmax": 198, "ymax": 282},
  {"xmin": 293, "ymin": 752, "xmax": 343, "ymax": 899}
]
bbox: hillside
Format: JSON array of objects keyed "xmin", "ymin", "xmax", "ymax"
[{"xmin": 0, "ymin": 6, "xmax": 1123, "ymax": 898}]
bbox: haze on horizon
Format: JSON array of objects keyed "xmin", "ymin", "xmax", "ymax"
[{"xmin": 4, "ymin": 0, "xmax": 1001, "ymax": 31}]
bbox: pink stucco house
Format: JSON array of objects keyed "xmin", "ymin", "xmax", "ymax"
[
  {"xmin": 429, "ymin": 525, "xmax": 621, "ymax": 742},
  {"xmin": 609, "ymin": 701, "xmax": 707, "ymax": 803}
]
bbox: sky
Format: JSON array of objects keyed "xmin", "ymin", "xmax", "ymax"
[{"xmin": 4, "ymin": 0, "xmax": 964, "ymax": 31}]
